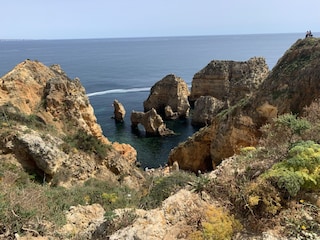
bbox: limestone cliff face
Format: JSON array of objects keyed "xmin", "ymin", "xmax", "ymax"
[
  {"xmin": 251, "ymin": 38, "xmax": 320, "ymax": 126},
  {"xmin": 169, "ymin": 38, "xmax": 320, "ymax": 172},
  {"xmin": 0, "ymin": 60, "xmax": 107, "ymax": 143},
  {"xmin": 0, "ymin": 60, "xmax": 140, "ymax": 187},
  {"xmin": 191, "ymin": 96, "xmax": 225, "ymax": 127},
  {"xmin": 143, "ymin": 74, "xmax": 190, "ymax": 119},
  {"xmin": 168, "ymin": 125, "xmax": 216, "ymax": 172},
  {"xmin": 189, "ymin": 57, "xmax": 269, "ymax": 103}
]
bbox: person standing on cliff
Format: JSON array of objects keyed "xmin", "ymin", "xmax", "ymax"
[{"xmin": 306, "ymin": 30, "xmax": 313, "ymax": 38}]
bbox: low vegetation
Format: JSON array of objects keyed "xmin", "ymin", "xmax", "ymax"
[
  {"xmin": 61, "ymin": 129, "xmax": 112, "ymax": 159},
  {"xmin": 206, "ymin": 100, "xmax": 320, "ymax": 238},
  {"xmin": 2, "ymin": 99, "xmax": 320, "ymax": 238}
]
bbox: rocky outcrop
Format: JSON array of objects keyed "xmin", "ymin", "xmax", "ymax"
[
  {"xmin": 60, "ymin": 204, "xmax": 105, "ymax": 239},
  {"xmin": 0, "ymin": 60, "xmax": 108, "ymax": 143},
  {"xmin": 0, "ymin": 60, "xmax": 141, "ymax": 187},
  {"xmin": 168, "ymin": 125, "xmax": 216, "ymax": 172},
  {"xmin": 169, "ymin": 38, "xmax": 320, "ymax": 172},
  {"xmin": 131, "ymin": 109, "xmax": 174, "ymax": 136},
  {"xmin": 13, "ymin": 126, "xmax": 67, "ymax": 176},
  {"xmin": 109, "ymin": 189, "xmax": 236, "ymax": 240},
  {"xmin": 251, "ymin": 38, "xmax": 320, "ymax": 120},
  {"xmin": 191, "ymin": 96, "xmax": 225, "ymax": 127},
  {"xmin": 164, "ymin": 105, "xmax": 179, "ymax": 119},
  {"xmin": 113, "ymin": 99, "xmax": 126, "ymax": 122},
  {"xmin": 143, "ymin": 74, "xmax": 190, "ymax": 119},
  {"xmin": 189, "ymin": 57, "xmax": 269, "ymax": 103}
]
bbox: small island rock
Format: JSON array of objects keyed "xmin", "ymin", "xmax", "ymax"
[{"xmin": 144, "ymin": 74, "xmax": 190, "ymax": 119}]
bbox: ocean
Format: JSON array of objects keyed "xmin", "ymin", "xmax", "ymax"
[{"xmin": 0, "ymin": 33, "xmax": 305, "ymax": 168}]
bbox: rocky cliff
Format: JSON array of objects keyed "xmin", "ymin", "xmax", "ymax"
[
  {"xmin": 252, "ymin": 38, "xmax": 320, "ymax": 120},
  {"xmin": 0, "ymin": 60, "xmax": 141, "ymax": 187},
  {"xmin": 189, "ymin": 57, "xmax": 269, "ymax": 103},
  {"xmin": 2, "ymin": 38, "xmax": 320, "ymax": 240},
  {"xmin": 144, "ymin": 74, "xmax": 190, "ymax": 119},
  {"xmin": 169, "ymin": 38, "xmax": 320, "ymax": 172}
]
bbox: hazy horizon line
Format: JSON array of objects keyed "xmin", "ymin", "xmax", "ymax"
[{"xmin": 0, "ymin": 31, "xmax": 308, "ymax": 41}]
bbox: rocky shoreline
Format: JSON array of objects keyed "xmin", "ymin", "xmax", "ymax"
[{"xmin": 1, "ymin": 37, "xmax": 320, "ymax": 239}]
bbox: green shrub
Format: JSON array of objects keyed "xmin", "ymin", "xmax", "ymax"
[
  {"xmin": 189, "ymin": 174, "xmax": 211, "ymax": 193},
  {"xmin": 140, "ymin": 171, "xmax": 196, "ymax": 209},
  {"xmin": 263, "ymin": 140, "xmax": 320, "ymax": 197},
  {"xmin": 0, "ymin": 163, "xmax": 140, "ymax": 235},
  {"xmin": 0, "ymin": 104, "xmax": 47, "ymax": 130},
  {"xmin": 260, "ymin": 113, "xmax": 312, "ymax": 162},
  {"xmin": 62, "ymin": 130, "xmax": 111, "ymax": 159},
  {"xmin": 244, "ymin": 178, "xmax": 282, "ymax": 216},
  {"xmin": 276, "ymin": 114, "xmax": 311, "ymax": 136},
  {"xmin": 189, "ymin": 205, "xmax": 242, "ymax": 240}
]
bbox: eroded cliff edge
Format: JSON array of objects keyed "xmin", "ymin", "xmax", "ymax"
[
  {"xmin": 169, "ymin": 37, "xmax": 320, "ymax": 172},
  {"xmin": 0, "ymin": 60, "xmax": 142, "ymax": 188}
]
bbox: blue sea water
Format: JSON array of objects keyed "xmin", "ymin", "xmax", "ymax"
[{"xmin": 0, "ymin": 33, "xmax": 305, "ymax": 168}]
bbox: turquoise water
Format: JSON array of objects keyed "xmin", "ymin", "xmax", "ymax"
[{"xmin": 0, "ymin": 33, "xmax": 304, "ymax": 167}]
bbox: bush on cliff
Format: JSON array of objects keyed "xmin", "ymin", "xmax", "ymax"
[
  {"xmin": 62, "ymin": 129, "xmax": 111, "ymax": 159},
  {"xmin": 189, "ymin": 205, "xmax": 242, "ymax": 240},
  {"xmin": 263, "ymin": 140, "xmax": 320, "ymax": 197},
  {"xmin": 0, "ymin": 163, "xmax": 140, "ymax": 236},
  {"xmin": 139, "ymin": 171, "xmax": 196, "ymax": 210}
]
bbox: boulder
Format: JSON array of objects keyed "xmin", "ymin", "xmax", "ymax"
[
  {"xmin": 113, "ymin": 99, "xmax": 126, "ymax": 122},
  {"xmin": 143, "ymin": 74, "xmax": 190, "ymax": 119},
  {"xmin": 189, "ymin": 57, "xmax": 269, "ymax": 103},
  {"xmin": 60, "ymin": 204, "xmax": 105, "ymax": 239},
  {"xmin": 191, "ymin": 96, "xmax": 225, "ymax": 127},
  {"xmin": 164, "ymin": 105, "xmax": 179, "ymax": 119},
  {"xmin": 131, "ymin": 108, "xmax": 174, "ymax": 136},
  {"xmin": 13, "ymin": 126, "xmax": 67, "ymax": 176},
  {"xmin": 110, "ymin": 189, "xmax": 232, "ymax": 240}
]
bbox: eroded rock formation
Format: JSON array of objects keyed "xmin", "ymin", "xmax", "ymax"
[
  {"xmin": 109, "ymin": 189, "xmax": 225, "ymax": 240},
  {"xmin": 143, "ymin": 74, "xmax": 190, "ymax": 119},
  {"xmin": 60, "ymin": 204, "xmax": 105, "ymax": 239},
  {"xmin": 131, "ymin": 108, "xmax": 174, "ymax": 136},
  {"xmin": 0, "ymin": 60, "xmax": 141, "ymax": 187},
  {"xmin": 13, "ymin": 126, "xmax": 67, "ymax": 176},
  {"xmin": 191, "ymin": 96, "xmax": 225, "ymax": 127},
  {"xmin": 168, "ymin": 125, "xmax": 216, "ymax": 172},
  {"xmin": 169, "ymin": 38, "xmax": 320, "ymax": 172},
  {"xmin": 0, "ymin": 60, "xmax": 108, "ymax": 143},
  {"xmin": 189, "ymin": 57, "xmax": 269, "ymax": 103},
  {"xmin": 113, "ymin": 99, "xmax": 126, "ymax": 122}
]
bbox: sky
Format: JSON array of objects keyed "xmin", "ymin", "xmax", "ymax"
[{"xmin": 1, "ymin": 0, "xmax": 319, "ymax": 39}]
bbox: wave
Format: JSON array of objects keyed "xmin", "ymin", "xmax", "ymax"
[{"xmin": 87, "ymin": 87, "xmax": 151, "ymax": 97}]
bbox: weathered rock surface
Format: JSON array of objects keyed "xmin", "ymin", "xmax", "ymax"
[
  {"xmin": 189, "ymin": 57, "xmax": 269, "ymax": 103},
  {"xmin": 13, "ymin": 126, "xmax": 67, "ymax": 176},
  {"xmin": 143, "ymin": 74, "xmax": 190, "ymax": 119},
  {"xmin": 191, "ymin": 96, "xmax": 225, "ymax": 127},
  {"xmin": 170, "ymin": 38, "xmax": 320, "ymax": 172},
  {"xmin": 252, "ymin": 38, "xmax": 320, "ymax": 121},
  {"xmin": 109, "ymin": 189, "xmax": 222, "ymax": 240},
  {"xmin": 0, "ymin": 60, "xmax": 108, "ymax": 143},
  {"xmin": 164, "ymin": 105, "xmax": 179, "ymax": 119},
  {"xmin": 131, "ymin": 108, "xmax": 174, "ymax": 136},
  {"xmin": 60, "ymin": 204, "xmax": 105, "ymax": 239},
  {"xmin": 113, "ymin": 99, "xmax": 126, "ymax": 122},
  {"xmin": 0, "ymin": 60, "xmax": 141, "ymax": 187},
  {"xmin": 168, "ymin": 125, "xmax": 216, "ymax": 172}
]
